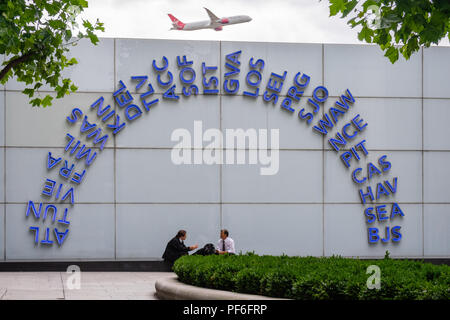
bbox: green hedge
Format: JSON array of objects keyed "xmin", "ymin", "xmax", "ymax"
[{"xmin": 173, "ymin": 253, "xmax": 450, "ymax": 300}]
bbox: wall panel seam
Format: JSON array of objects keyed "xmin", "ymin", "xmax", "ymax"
[
  {"xmin": 322, "ymin": 43, "xmax": 325, "ymax": 257},
  {"xmin": 421, "ymin": 46, "xmax": 425, "ymax": 256}
]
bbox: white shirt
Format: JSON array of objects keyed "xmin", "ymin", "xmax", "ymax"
[{"xmin": 218, "ymin": 237, "xmax": 235, "ymax": 254}]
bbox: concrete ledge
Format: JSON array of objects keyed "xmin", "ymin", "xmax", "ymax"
[{"xmin": 155, "ymin": 276, "xmax": 287, "ymax": 300}]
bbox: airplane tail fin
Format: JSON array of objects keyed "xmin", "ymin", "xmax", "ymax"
[{"xmin": 168, "ymin": 14, "xmax": 185, "ymax": 29}]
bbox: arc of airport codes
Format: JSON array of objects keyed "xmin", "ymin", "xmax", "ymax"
[{"xmin": 25, "ymin": 51, "xmax": 403, "ymax": 247}]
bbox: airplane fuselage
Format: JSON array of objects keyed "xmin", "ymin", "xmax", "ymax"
[{"xmin": 172, "ymin": 15, "xmax": 251, "ymax": 31}]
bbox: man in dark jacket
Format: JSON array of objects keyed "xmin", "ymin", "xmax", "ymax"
[{"xmin": 162, "ymin": 230, "xmax": 198, "ymax": 269}]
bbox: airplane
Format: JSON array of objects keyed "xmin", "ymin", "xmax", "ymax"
[{"xmin": 168, "ymin": 7, "xmax": 252, "ymax": 31}]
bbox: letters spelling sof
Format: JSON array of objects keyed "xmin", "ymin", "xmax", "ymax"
[{"xmin": 25, "ymin": 51, "xmax": 404, "ymax": 248}]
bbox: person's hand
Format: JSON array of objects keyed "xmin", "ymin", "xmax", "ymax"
[{"xmin": 192, "ymin": 244, "xmax": 199, "ymax": 250}]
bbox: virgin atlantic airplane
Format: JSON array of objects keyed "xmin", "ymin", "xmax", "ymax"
[{"xmin": 168, "ymin": 7, "xmax": 252, "ymax": 31}]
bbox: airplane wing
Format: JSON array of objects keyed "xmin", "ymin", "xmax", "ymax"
[{"xmin": 204, "ymin": 7, "xmax": 220, "ymax": 22}]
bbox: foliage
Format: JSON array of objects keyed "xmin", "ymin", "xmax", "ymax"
[
  {"xmin": 0, "ymin": 0, "xmax": 104, "ymax": 107},
  {"xmin": 326, "ymin": 0, "xmax": 450, "ymax": 63},
  {"xmin": 173, "ymin": 253, "xmax": 450, "ymax": 300}
]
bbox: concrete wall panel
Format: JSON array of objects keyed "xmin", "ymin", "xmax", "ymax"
[
  {"xmin": 222, "ymin": 204, "xmax": 323, "ymax": 256},
  {"xmin": 116, "ymin": 204, "xmax": 220, "ymax": 259},
  {"xmin": 324, "ymin": 44, "xmax": 422, "ymax": 98},
  {"xmin": 6, "ymin": 203, "xmax": 115, "ymax": 260}
]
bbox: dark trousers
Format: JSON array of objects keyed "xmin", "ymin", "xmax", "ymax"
[{"xmin": 163, "ymin": 260, "xmax": 174, "ymax": 271}]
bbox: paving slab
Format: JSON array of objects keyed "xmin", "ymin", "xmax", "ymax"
[{"xmin": 0, "ymin": 272, "xmax": 174, "ymax": 300}]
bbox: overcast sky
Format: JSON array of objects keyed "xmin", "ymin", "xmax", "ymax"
[
  {"xmin": 79, "ymin": 0, "xmax": 367, "ymax": 44},
  {"xmin": 81, "ymin": 0, "xmax": 449, "ymax": 46}
]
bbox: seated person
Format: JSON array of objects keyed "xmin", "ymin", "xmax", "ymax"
[
  {"xmin": 216, "ymin": 229, "xmax": 235, "ymax": 255},
  {"xmin": 162, "ymin": 230, "xmax": 198, "ymax": 267}
]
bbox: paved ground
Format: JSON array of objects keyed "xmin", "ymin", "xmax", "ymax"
[{"xmin": 0, "ymin": 272, "xmax": 175, "ymax": 300}]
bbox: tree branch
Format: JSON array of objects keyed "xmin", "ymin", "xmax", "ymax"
[{"xmin": 0, "ymin": 51, "xmax": 36, "ymax": 81}]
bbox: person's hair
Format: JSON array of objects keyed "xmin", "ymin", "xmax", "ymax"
[
  {"xmin": 221, "ymin": 229, "xmax": 229, "ymax": 237},
  {"xmin": 176, "ymin": 230, "xmax": 186, "ymax": 238}
]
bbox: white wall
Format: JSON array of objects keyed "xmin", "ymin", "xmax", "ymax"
[{"xmin": 0, "ymin": 38, "xmax": 449, "ymax": 261}]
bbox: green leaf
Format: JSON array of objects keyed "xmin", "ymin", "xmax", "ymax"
[
  {"xmin": 362, "ymin": 0, "xmax": 379, "ymax": 12},
  {"xmin": 64, "ymin": 29, "xmax": 72, "ymax": 41},
  {"xmin": 358, "ymin": 26, "xmax": 374, "ymax": 42},
  {"xmin": 67, "ymin": 57, "xmax": 78, "ymax": 65},
  {"xmin": 41, "ymin": 95, "xmax": 53, "ymax": 108},
  {"xmin": 342, "ymin": 0, "xmax": 358, "ymax": 18},
  {"xmin": 384, "ymin": 46, "xmax": 399, "ymax": 63},
  {"xmin": 30, "ymin": 98, "xmax": 41, "ymax": 107},
  {"xmin": 87, "ymin": 32, "xmax": 99, "ymax": 45},
  {"xmin": 23, "ymin": 88, "xmax": 35, "ymax": 97},
  {"xmin": 48, "ymin": 20, "xmax": 66, "ymax": 29},
  {"xmin": 329, "ymin": 0, "xmax": 347, "ymax": 16}
]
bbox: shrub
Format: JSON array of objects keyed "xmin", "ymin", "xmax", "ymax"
[
  {"xmin": 173, "ymin": 254, "xmax": 450, "ymax": 300},
  {"xmin": 234, "ymin": 268, "xmax": 265, "ymax": 295},
  {"xmin": 260, "ymin": 268, "xmax": 298, "ymax": 298}
]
